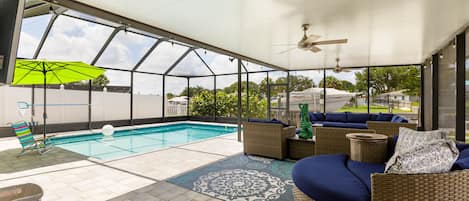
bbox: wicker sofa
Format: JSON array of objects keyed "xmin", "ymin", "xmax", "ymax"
[
  {"xmin": 243, "ymin": 120, "xmax": 296, "ymax": 160},
  {"xmin": 292, "ymin": 141, "xmax": 469, "ymax": 201}
]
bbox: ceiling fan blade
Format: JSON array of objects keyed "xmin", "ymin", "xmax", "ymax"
[
  {"xmin": 304, "ymin": 34, "xmax": 321, "ymax": 43},
  {"xmin": 342, "ymin": 69, "xmax": 351, "ymax": 72},
  {"xmin": 313, "ymin": 39, "xmax": 348, "ymax": 45},
  {"xmin": 278, "ymin": 47, "xmax": 297, "ymax": 54},
  {"xmin": 310, "ymin": 46, "xmax": 322, "ymax": 53}
]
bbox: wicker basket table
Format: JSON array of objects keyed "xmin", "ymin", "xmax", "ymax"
[{"xmin": 346, "ymin": 133, "xmax": 388, "ymax": 163}]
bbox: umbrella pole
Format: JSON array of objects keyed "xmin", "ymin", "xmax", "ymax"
[{"xmin": 43, "ymin": 65, "xmax": 47, "ymax": 140}]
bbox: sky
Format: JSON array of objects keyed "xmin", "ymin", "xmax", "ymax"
[{"xmin": 17, "ymin": 11, "xmax": 361, "ymax": 96}]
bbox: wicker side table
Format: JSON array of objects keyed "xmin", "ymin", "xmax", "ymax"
[
  {"xmin": 288, "ymin": 135, "xmax": 315, "ymax": 160},
  {"xmin": 346, "ymin": 133, "xmax": 388, "ymax": 163}
]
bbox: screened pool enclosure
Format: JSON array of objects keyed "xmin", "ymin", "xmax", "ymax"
[{"xmin": 0, "ymin": 1, "xmax": 423, "ymax": 137}]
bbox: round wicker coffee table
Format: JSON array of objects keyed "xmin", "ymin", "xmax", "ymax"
[{"xmin": 346, "ymin": 133, "xmax": 388, "ymax": 164}]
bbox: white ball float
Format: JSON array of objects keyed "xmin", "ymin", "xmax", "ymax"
[{"xmin": 102, "ymin": 124, "xmax": 114, "ymax": 136}]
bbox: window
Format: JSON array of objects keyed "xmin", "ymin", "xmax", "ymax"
[
  {"xmin": 216, "ymin": 75, "xmax": 238, "ymax": 118},
  {"xmin": 165, "ymin": 76, "xmax": 187, "ymax": 117},
  {"xmin": 247, "ymin": 72, "xmax": 268, "ymax": 119},
  {"xmin": 38, "ymin": 15, "xmax": 114, "ymax": 63},
  {"xmin": 138, "ymin": 42, "xmax": 189, "ymax": 74},
  {"xmin": 189, "ymin": 77, "xmax": 214, "ymax": 117},
  {"xmin": 289, "ymin": 70, "xmax": 324, "ymax": 116},
  {"xmin": 133, "ymin": 73, "xmax": 163, "ymax": 119},
  {"xmin": 438, "ymin": 44, "xmax": 456, "ymax": 136},
  {"xmin": 369, "ymin": 66, "xmax": 421, "ymax": 123},
  {"xmin": 17, "ymin": 14, "xmax": 52, "ymax": 59},
  {"xmin": 169, "ymin": 51, "xmax": 213, "ymax": 76},
  {"xmin": 324, "ymin": 68, "xmax": 366, "ymax": 112},
  {"xmin": 92, "ymin": 70, "xmax": 131, "ymax": 121},
  {"xmin": 95, "ymin": 31, "xmax": 156, "ymax": 69},
  {"xmin": 195, "ymin": 49, "xmax": 239, "ymax": 74}
]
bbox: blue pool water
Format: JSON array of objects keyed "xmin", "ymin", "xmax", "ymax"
[{"xmin": 50, "ymin": 123, "xmax": 237, "ymax": 160}]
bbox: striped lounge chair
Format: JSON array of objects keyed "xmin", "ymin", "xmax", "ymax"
[{"xmin": 11, "ymin": 122, "xmax": 51, "ymax": 157}]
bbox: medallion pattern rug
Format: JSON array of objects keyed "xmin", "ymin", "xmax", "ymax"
[{"xmin": 167, "ymin": 154, "xmax": 295, "ymax": 201}]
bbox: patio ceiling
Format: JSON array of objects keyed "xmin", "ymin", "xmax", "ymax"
[{"xmin": 53, "ymin": 0, "xmax": 469, "ymax": 70}]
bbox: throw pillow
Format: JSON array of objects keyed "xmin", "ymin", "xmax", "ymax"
[
  {"xmin": 385, "ymin": 139, "xmax": 459, "ymax": 174},
  {"xmin": 394, "ymin": 127, "xmax": 448, "ymax": 153}
]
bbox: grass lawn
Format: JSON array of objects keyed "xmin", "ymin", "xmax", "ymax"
[{"xmin": 337, "ymin": 105, "xmax": 414, "ymax": 113}]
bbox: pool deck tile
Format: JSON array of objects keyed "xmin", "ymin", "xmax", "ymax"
[
  {"xmin": 106, "ymin": 147, "xmax": 225, "ymax": 180},
  {"xmin": 177, "ymin": 137, "xmax": 243, "ymax": 156}
]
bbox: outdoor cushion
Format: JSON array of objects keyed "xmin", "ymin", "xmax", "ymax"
[
  {"xmin": 385, "ymin": 139, "xmax": 459, "ymax": 174},
  {"xmin": 391, "ymin": 115, "xmax": 408, "ymax": 123},
  {"xmin": 346, "ymin": 113, "xmax": 370, "ymax": 123},
  {"xmin": 248, "ymin": 118, "xmax": 288, "ymax": 127},
  {"xmin": 322, "ymin": 122, "xmax": 367, "ymax": 129},
  {"xmin": 453, "ymin": 143, "xmax": 469, "ymax": 170},
  {"xmin": 346, "ymin": 160, "xmax": 385, "ymax": 192},
  {"xmin": 325, "ymin": 112, "xmax": 347, "ymax": 122},
  {"xmin": 376, "ymin": 113, "xmax": 394, "ymax": 121},
  {"xmin": 292, "ymin": 154, "xmax": 370, "ymax": 201},
  {"xmin": 309, "ymin": 112, "xmax": 325, "ymax": 121},
  {"xmin": 369, "ymin": 114, "xmax": 379, "ymax": 121},
  {"xmin": 394, "ymin": 127, "xmax": 447, "ymax": 153}
]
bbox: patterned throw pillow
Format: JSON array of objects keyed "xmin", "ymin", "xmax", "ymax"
[
  {"xmin": 385, "ymin": 139, "xmax": 459, "ymax": 174},
  {"xmin": 394, "ymin": 127, "xmax": 448, "ymax": 153}
]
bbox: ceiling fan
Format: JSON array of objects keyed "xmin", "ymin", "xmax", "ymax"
[
  {"xmin": 333, "ymin": 58, "xmax": 350, "ymax": 73},
  {"xmin": 278, "ymin": 24, "xmax": 348, "ymax": 54}
]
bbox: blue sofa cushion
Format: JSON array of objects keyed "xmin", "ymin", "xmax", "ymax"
[
  {"xmin": 346, "ymin": 113, "xmax": 370, "ymax": 123},
  {"xmin": 325, "ymin": 112, "xmax": 347, "ymax": 122},
  {"xmin": 309, "ymin": 112, "xmax": 325, "ymax": 121},
  {"xmin": 452, "ymin": 143, "xmax": 469, "ymax": 170},
  {"xmin": 391, "ymin": 115, "xmax": 409, "ymax": 123},
  {"xmin": 370, "ymin": 114, "xmax": 379, "ymax": 121},
  {"xmin": 292, "ymin": 154, "xmax": 370, "ymax": 201},
  {"xmin": 323, "ymin": 122, "xmax": 367, "ymax": 129},
  {"xmin": 376, "ymin": 113, "xmax": 394, "ymax": 121},
  {"xmin": 248, "ymin": 118, "xmax": 288, "ymax": 127},
  {"xmin": 347, "ymin": 160, "xmax": 385, "ymax": 192}
]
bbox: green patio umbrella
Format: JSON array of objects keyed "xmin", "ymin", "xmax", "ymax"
[{"xmin": 12, "ymin": 59, "xmax": 105, "ymax": 138}]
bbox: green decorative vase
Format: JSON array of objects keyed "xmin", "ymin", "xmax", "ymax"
[{"xmin": 298, "ymin": 104, "xmax": 312, "ymax": 139}]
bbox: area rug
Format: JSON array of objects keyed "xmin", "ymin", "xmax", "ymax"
[{"xmin": 167, "ymin": 154, "xmax": 295, "ymax": 201}]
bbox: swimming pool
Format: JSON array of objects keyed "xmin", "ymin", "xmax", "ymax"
[{"xmin": 50, "ymin": 123, "xmax": 237, "ymax": 160}]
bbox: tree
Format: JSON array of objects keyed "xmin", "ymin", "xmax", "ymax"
[
  {"xmin": 166, "ymin": 93, "xmax": 175, "ymax": 99},
  {"xmin": 223, "ymin": 81, "xmax": 260, "ymax": 95},
  {"xmin": 275, "ymin": 75, "xmax": 314, "ymax": 92},
  {"xmin": 179, "ymin": 86, "xmax": 210, "ymax": 97},
  {"xmin": 92, "ymin": 74, "xmax": 110, "ymax": 87},
  {"xmin": 355, "ymin": 66, "xmax": 420, "ymax": 96},
  {"xmin": 319, "ymin": 76, "xmax": 343, "ymax": 89}
]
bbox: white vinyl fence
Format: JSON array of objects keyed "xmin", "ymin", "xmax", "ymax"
[{"xmin": 0, "ymin": 86, "xmax": 187, "ymax": 127}]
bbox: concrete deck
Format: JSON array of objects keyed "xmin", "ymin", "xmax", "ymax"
[{"xmin": 0, "ymin": 122, "xmax": 242, "ymax": 201}]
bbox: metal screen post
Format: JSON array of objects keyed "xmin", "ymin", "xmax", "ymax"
[
  {"xmin": 88, "ymin": 80, "xmax": 92, "ymax": 129},
  {"xmin": 130, "ymin": 72, "xmax": 134, "ymax": 125},
  {"xmin": 162, "ymin": 75, "xmax": 165, "ymax": 120},
  {"xmin": 187, "ymin": 77, "xmax": 190, "ymax": 117},
  {"xmin": 237, "ymin": 59, "xmax": 242, "ymax": 142},
  {"xmin": 214, "ymin": 75, "xmax": 217, "ymax": 121},
  {"xmin": 456, "ymin": 32, "xmax": 466, "ymax": 142},
  {"xmin": 367, "ymin": 67, "xmax": 370, "ymax": 114}
]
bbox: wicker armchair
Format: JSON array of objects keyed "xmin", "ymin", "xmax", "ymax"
[
  {"xmin": 314, "ymin": 127, "xmax": 376, "ymax": 155},
  {"xmin": 243, "ymin": 121, "xmax": 296, "ymax": 160},
  {"xmin": 366, "ymin": 121, "xmax": 417, "ymax": 136}
]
